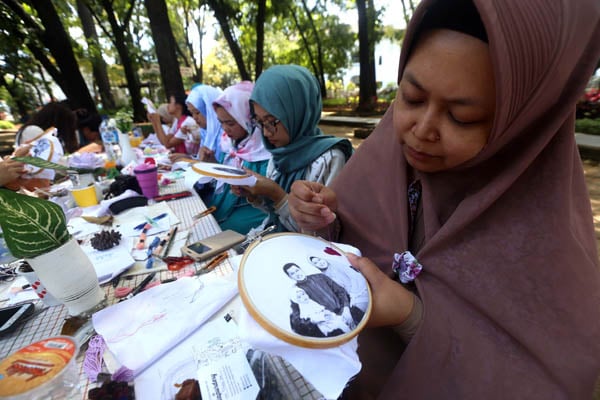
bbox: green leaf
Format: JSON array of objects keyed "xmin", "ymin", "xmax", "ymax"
[
  {"xmin": 0, "ymin": 189, "xmax": 70, "ymax": 258},
  {"xmin": 12, "ymin": 156, "xmax": 104, "ymax": 175}
]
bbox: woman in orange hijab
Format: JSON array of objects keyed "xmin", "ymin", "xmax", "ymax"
[{"xmin": 290, "ymin": 0, "xmax": 600, "ymax": 397}]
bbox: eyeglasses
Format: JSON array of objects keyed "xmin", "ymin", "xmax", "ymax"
[{"xmin": 252, "ymin": 117, "xmax": 280, "ymax": 134}]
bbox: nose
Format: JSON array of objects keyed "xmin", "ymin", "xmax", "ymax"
[{"xmin": 412, "ymin": 107, "xmax": 440, "ymax": 142}]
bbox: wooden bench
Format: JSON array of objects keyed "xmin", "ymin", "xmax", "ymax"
[{"xmin": 0, "ymin": 129, "xmax": 16, "ymax": 157}]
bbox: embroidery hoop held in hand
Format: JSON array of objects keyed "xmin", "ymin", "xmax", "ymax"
[
  {"xmin": 238, "ymin": 232, "xmax": 371, "ymax": 349},
  {"xmin": 19, "ymin": 126, "xmax": 57, "ymax": 176},
  {"xmin": 191, "ymin": 161, "xmax": 250, "ymax": 180}
]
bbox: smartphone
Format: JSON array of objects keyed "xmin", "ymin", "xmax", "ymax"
[
  {"xmin": 0, "ymin": 302, "xmax": 35, "ymax": 335},
  {"xmin": 181, "ymin": 230, "xmax": 246, "ymax": 261}
]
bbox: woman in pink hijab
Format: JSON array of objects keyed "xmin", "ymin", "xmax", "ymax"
[{"xmin": 289, "ymin": 0, "xmax": 600, "ymax": 398}]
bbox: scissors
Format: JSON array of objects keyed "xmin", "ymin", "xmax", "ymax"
[{"xmin": 157, "ymin": 255, "xmax": 195, "ymax": 271}]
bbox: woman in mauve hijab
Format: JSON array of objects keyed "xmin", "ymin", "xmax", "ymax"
[{"xmin": 289, "ymin": 0, "xmax": 600, "ymax": 398}]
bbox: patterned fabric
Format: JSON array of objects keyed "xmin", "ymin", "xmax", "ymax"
[
  {"xmin": 407, "ymin": 180, "xmax": 421, "ymax": 234},
  {"xmin": 392, "ymin": 251, "xmax": 423, "ymax": 284}
]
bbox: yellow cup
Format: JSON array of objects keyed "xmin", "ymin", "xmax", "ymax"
[
  {"xmin": 129, "ymin": 136, "xmax": 143, "ymax": 148},
  {"xmin": 71, "ymin": 185, "xmax": 98, "ymax": 207}
]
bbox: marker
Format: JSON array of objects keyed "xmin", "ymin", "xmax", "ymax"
[
  {"xmin": 120, "ymin": 272, "xmax": 156, "ymax": 302},
  {"xmin": 136, "ymin": 223, "xmax": 152, "ymax": 250}
]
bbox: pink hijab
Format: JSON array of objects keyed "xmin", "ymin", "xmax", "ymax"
[
  {"xmin": 212, "ymin": 81, "xmax": 271, "ymax": 168},
  {"xmin": 332, "ymin": 0, "xmax": 600, "ymax": 398}
]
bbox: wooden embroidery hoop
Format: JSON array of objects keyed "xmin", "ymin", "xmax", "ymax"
[
  {"xmin": 22, "ymin": 127, "xmax": 56, "ymax": 176},
  {"xmin": 191, "ymin": 162, "xmax": 250, "ymax": 180},
  {"xmin": 238, "ymin": 232, "xmax": 372, "ymax": 349}
]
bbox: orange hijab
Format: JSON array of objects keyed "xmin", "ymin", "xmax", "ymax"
[{"xmin": 332, "ymin": 0, "xmax": 600, "ymax": 397}]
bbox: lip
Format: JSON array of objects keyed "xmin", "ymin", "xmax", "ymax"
[{"xmin": 404, "ymin": 145, "xmax": 437, "ymax": 162}]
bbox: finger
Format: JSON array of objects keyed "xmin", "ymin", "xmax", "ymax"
[
  {"xmin": 346, "ymin": 253, "xmax": 389, "ymax": 287},
  {"xmin": 290, "ymin": 181, "xmax": 321, "ymax": 202}
]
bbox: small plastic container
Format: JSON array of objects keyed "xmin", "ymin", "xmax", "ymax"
[{"xmin": 0, "ymin": 336, "xmax": 81, "ymax": 399}]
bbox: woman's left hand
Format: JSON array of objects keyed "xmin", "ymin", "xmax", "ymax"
[
  {"xmin": 237, "ymin": 170, "xmax": 286, "ymax": 202},
  {"xmin": 346, "ymin": 253, "xmax": 415, "ymax": 328}
]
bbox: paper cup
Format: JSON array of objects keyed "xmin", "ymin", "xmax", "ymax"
[
  {"xmin": 70, "ymin": 185, "xmax": 98, "ymax": 207},
  {"xmin": 134, "ymin": 164, "xmax": 159, "ymax": 199},
  {"xmin": 26, "ymin": 238, "xmax": 105, "ymax": 316},
  {"xmin": 16, "ymin": 265, "xmax": 61, "ymax": 307}
]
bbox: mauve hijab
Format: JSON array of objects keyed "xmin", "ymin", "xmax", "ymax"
[{"xmin": 332, "ymin": 0, "xmax": 600, "ymax": 398}]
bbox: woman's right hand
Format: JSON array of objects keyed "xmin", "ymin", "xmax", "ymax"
[{"xmin": 289, "ymin": 180, "xmax": 337, "ymax": 231}]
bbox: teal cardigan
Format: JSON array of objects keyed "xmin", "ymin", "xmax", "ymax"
[{"xmin": 209, "ymin": 157, "xmax": 269, "ymax": 235}]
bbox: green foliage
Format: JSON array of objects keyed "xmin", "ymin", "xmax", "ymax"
[
  {"xmin": 0, "ymin": 189, "xmax": 70, "ymax": 258},
  {"xmin": 575, "ymin": 119, "xmax": 600, "ymax": 135},
  {"xmin": 0, "ymin": 121, "xmax": 14, "ymax": 129},
  {"xmin": 112, "ymin": 109, "xmax": 134, "ymax": 133}
]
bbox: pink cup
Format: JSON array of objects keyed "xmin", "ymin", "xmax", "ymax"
[{"xmin": 134, "ymin": 163, "xmax": 159, "ymax": 199}]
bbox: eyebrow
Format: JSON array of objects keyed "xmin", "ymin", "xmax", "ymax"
[{"xmin": 403, "ymin": 71, "xmax": 483, "ymax": 107}]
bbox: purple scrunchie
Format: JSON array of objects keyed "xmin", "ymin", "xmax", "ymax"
[{"xmin": 392, "ymin": 251, "xmax": 423, "ymax": 283}]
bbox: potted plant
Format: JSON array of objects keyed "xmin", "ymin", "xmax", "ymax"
[{"xmin": 0, "ymin": 189, "xmax": 105, "ymax": 315}]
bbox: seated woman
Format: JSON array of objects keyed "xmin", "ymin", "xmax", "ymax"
[
  {"xmin": 17, "ymin": 102, "xmax": 77, "ymax": 154},
  {"xmin": 233, "ymin": 64, "xmax": 353, "ymax": 232},
  {"xmin": 184, "ymin": 84, "xmax": 223, "ymax": 161},
  {"xmin": 148, "ymin": 93, "xmax": 198, "ymax": 155},
  {"xmin": 74, "ymin": 108, "xmax": 103, "ymax": 153},
  {"xmin": 157, "ymin": 103, "xmax": 174, "ymax": 134},
  {"xmin": 199, "ymin": 81, "xmax": 271, "ymax": 235}
]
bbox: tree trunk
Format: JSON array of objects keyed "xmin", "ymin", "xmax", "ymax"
[
  {"xmin": 76, "ymin": 0, "xmax": 116, "ymax": 111},
  {"xmin": 207, "ymin": 0, "xmax": 251, "ymax": 81},
  {"xmin": 144, "ymin": 0, "xmax": 186, "ymax": 99},
  {"xmin": 17, "ymin": 0, "xmax": 96, "ymax": 111},
  {"xmin": 100, "ymin": 0, "xmax": 145, "ymax": 121},
  {"xmin": 356, "ymin": 0, "xmax": 377, "ymax": 112},
  {"xmin": 300, "ymin": 0, "xmax": 326, "ymax": 98},
  {"xmin": 254, "ymin": 0, "xmax": 266, "ymax": 79}
]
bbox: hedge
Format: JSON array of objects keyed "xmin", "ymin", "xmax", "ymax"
[{"xmin": 575, "ymin": 118, "xmax": 600, "ymax": 135}]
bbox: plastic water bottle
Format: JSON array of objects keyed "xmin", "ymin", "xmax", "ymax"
[{"xmin": 100, "ymin": 118, "xmax": 117, "ymax": 167}]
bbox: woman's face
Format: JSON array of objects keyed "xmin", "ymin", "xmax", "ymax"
[
  {"xmin": 292, "ymin": 288, "xmax": 309, "ymax": 304},
  {"xmin": 215, "ymin": 106, "xmax": 247, "ymax": 141},
  {"xmin": 394, "ymin": 29, "xmax": 496, "ymax": 173},
  {"xmin": 188, "ymin": 103, "xmax": 207, "ymax": 129},
  {"xmin": 252, "ymin": 103, "xmax": 290, "ymax": 148},
  {"xmin": 167, "ymin": 96, "xmax": 181, "ymax": 116}
]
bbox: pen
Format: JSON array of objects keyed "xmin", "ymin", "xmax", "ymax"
[
  {"xmin": 153, "ymin": 191, "xmax": 193, "ymax": 202},
  {"xmin": 153, "ymin": 226, "xmax": 177, "ymax": 256},
  {"xmin": 134, "ymin": 213, "xmax": 168, "ymax": 230},
  {"xmin": 161, "ymin": 226, "xmax": 178, "ymax": 257},
  {"xmin": 193, "ymin": 206, "xmax": 217, "ymax": 220},
  {"xmin": 121, "ymin": 272, "xmax": 156, "ymax": 301},
  {"xmin": 195, "ymin": 252, "xmax": 229, "ymax": 276}
]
